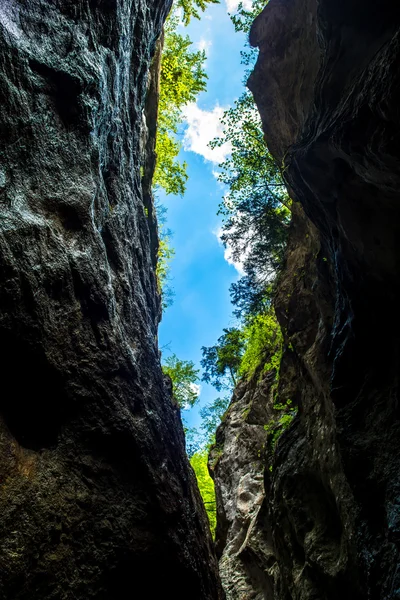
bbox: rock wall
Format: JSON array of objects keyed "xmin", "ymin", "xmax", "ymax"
[
  {"xmin": 0, "ymin": 2, "xmax": 222, "ymax": 598},
  {"xmin": 209, "ymin": 371, "xmax": 278, "ymax": 600},
  {"xmin": 212, "ymin": 0, "xmax": 400, "ymax": 598}
]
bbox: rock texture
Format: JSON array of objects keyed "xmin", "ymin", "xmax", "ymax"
[
  {"xmin": 0, "ymin": 2, "xmax": 222, "ymax": 598},
  {"xmin": 213, "ymin": 0, "xmax": 400, "ymax": 598},
  {"xmin": 210, "ymin": 371, "xmax": 278, "ymax": 600}
]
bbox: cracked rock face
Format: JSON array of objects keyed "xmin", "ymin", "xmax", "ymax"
[
  {"xmin": 210, "ymin": 373, "xmax": 278, "ymax": 600},
  {"xmin": 213, "ymin": 0, "xmax": 400, "ymax": 598},
  {"xmin": 0, "ymin": 2, "xmax": 222, "ymax": 598}
]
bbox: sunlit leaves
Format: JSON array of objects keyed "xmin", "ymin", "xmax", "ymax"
[
  {"xmin": 190, "ymin": 451, "xmax": 217, "ymax": 537},
  {"xmin": 201, "ymin": 327, "xmax": 245, "ymax": 391},
  {"xmin": 154, "ymin": 14, "xmax": 207, "ymax": 195},
  {"xmin": 176, "ymin": 0, "xmax": 220, "ymax": 26},
  {"xmin": 162, "ymin": 354, "xmax": 200, "ymax": 408},
  {"xmin": 239, "ymin": 311, "xmax": 282, "ymax": 378}
]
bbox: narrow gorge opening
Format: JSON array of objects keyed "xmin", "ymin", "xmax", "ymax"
[{"xmin": 153, "ymin": 0, "xmax": 291, "ymax": 545}]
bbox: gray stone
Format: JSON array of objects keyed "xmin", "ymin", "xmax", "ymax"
[
  {"xmin": 0, "ymin": 2, "xmax": 222, "ymax": 598},
  {"xmin": 213, "ymin": 0, "xmax": 400, "ymax": 598}
]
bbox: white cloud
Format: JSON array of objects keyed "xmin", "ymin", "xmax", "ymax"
[
  {"xmin": 213, "ymin": 226, "xmax": 246, "ymax": 276},
  {"xmin": 182, "ymin": 103, "xmax": 231, "ymax": 164},
  {"xmin": 225, "ymin": 0, "xmax": 252, "ymax": 12},
  {"xmin": 175, "ymin": 7, "xmax": 186, "ymax": 26},
  {"xmin": 196, "ymin": 37, "xmax": 212, "ymax": 55},
  {"xmin": 190, "ymin": 383, "xmax": 202, "ymax": 397}
]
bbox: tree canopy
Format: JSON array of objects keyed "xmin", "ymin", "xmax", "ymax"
[
  {"xmin": 153, "ymin": 13, "xmax": 207, "ymax": 196},
  {"xmin": 162, "ymin": 354, "xmax": 200, "ymax": 408},
  {"xmin": 209, "ymin": 0, "xmax": 290, "ymax": 320},
  {"xmin": 176, "ymin": 0, "xmax": 220, "ymax": 26},
  {"xmin": 211, "ymin": 91, "xmax": 290, "ymax": 318},
  {"xmin": 201, "ymin": 327, "xmax": 245, "ymax": 392}
]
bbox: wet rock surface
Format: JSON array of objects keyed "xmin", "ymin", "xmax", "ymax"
[
  {"xmin": 0, "ymin": 2, "xmax": 222, "ymax": 598},
  {"xmin": 213, "ymin": 0, "xmax": 400, "ymax": 598}
]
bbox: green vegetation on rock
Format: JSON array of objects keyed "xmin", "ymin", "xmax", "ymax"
[
  {"xmin": 190, "ymin": 451, "xmax": 217, "ymax": 537},
  {"xmin": 264, "ymin": 399, "xmax": 298, "ymax": 466},
  {"xmin": 239, "ymin": 311, "xmax": 282, "ymax": 379}
]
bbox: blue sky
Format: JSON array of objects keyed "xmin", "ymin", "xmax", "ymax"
[{"xmin": 158, "ymin": 0, "xmax": 254, "ymax": 431}]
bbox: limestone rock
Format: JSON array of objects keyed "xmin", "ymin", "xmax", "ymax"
[
  {"xmin": 0, "ymin": 2, "xmax": 222, "ymax": 598},
  {"xmin": 213, "ymin": 0, "xmax": 400, "ymax": 598},
  {"xmin": 210, "ymin": 373, "xmax": 278, "ymax": 600}
]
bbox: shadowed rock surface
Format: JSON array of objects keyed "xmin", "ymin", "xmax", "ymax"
[
  {"xmin": 0, "ymin": 2, "xmax": 222, "ymax": 598},
  {"xmin": 213, "ymin": 0, "xmax": 400, "ymax": 598}
]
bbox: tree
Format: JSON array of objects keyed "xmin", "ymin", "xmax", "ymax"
[
  {"xmin": 190, "ymin": 450, "xmax": 217, "ymax": 537},
  {"xmin": 211, "ymin": 92, "xmax": 290, "ymax": 317},
  {"xmin": 229, "ymin": 276, "xmax": 272, "ymax": 320},
  {"xmin": 199, "ymin": 396, "xmax": 230, "ymax": 446},
  {"xmin": 209, "ymin": 0, "xmax": 290, "ymax": 320},
  {"xmin": 162, "ymin": 354, "xmax": 200, "ymax": 408},
  {"xmin": 176, "ymin": 0, "xmax": 220, "ymax": 26},
  {"xmin": 229, "ymin": 0, "xmax": 267, "ymax": 35},
  {"xmin": 201, "ymin": 327, "xmax": 245, "ymax": 391},
  {"xmin": 155, "ymin": 201, "xmax": 175, "ymax": 310},
  {"xmin": 183, "ymin": 396, "xmax": 230, "ymax": 456},
  {"xmin": 154, "ymin": 13, "xmax": 207, "ymax": 196},
  {"xmin": 239, "ymin": 311, "xmax": 282, "ymax": 378}
]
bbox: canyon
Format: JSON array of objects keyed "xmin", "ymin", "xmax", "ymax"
[{"xmin": 0, "ymin": 1, "xmax": 399, "ymax": 599}]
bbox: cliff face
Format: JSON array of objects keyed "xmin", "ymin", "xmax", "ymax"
[
  {"xmin": 210, "ymin": 372, "xmax": 278, "ymax": 599},
  {"xmin": 212, "ymin": 0, "xmax": 400, "ymax": 598},
  {"xmin": 0, "ymin": 2, "xmax": 222, "ymax": 598}
]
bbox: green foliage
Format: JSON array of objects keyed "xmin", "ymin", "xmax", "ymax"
[
  {"xmin": 154, "ymin": 13, "xmax": 207, "ymax": 195},
  {"xmin": 162, "ymin": 354, "xmax": 200, "ymax": 408},
  {"xmin": 156, "ymin": 236, "xmax": 175, "ymax": 310},
  {"xmin": 229, "ymin": 0, "xmax": 267, "ymax": 32},
  {"xmin": 211, "ymin": 91, "xmax": 290, "ymax": 317},
  {"xmin": 154, "ymin": 10, "xmax": 210, "ymax": 310},
  {"xmin": 154, "ymin": 131, "xmax": 188, "ymax": 196},
  {"xmin": 200, "ymin": 396, "xmax": 230, "ymax": 446},
  {"xmin": 264, "ymin": 399, "xmax": 297, "ymax": 451},
  {"xmin": 201, "ymin": 327, "xmax": 245, "ymax": 391},
  {"xmin": 229, "ymin": 0, "xmax": 267, "ymax": 67},
  {"xmin": 176, "ymin": 0, "xmax": 220, "ymax": 26},
  {"xmin": 190, "ymin": 450, "xmax": 217, "ymax": 537},
  {"xmin": 209, "ymin": 0, "xmax": 290, "ymax": 322},
  {"xmin": 155, "ymin": 202, "xmax": 175, "ymax": 310},
  {"xmin": 239, "ymin": 311, "xmax": 282, "ymax": 378},
  {"xmin": 184, "ymin": 396, "xmax": 230, "ymax": 456}
]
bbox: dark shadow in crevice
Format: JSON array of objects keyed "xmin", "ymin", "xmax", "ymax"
[{"xmin": 0, "ymin": 329, "xmax": 68, "ymax": 450}]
